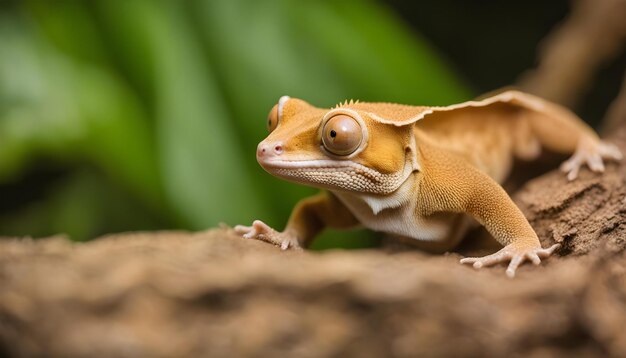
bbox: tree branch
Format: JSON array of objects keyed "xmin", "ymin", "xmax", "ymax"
[{"xmin": 518, "ymin": 0, "xmax": 626, "ymax": 107}]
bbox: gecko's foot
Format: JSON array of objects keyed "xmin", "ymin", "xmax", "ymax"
[
  {"xmin": 234, "ymin": 220, "xmax": 302, "ymax": 251},
  {"xmin": 560, "ymin": 138, "xmax": 622, "ymax": 181},
  {"xmin": 460, "ymin": 243, "xmax": 559, "ymax": 278}
]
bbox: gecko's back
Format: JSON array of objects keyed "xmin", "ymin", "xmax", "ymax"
[{"xmin": 415, "ymin": 103, "xmax": 530, "ymax": 183}]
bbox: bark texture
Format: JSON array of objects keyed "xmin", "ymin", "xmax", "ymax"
[{"xmin": 0, "ymin": 125, "xmax": 625, "ymax": 358}]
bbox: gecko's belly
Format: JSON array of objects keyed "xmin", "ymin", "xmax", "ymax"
[
  {"xmin": 334, "ymin": 192, "xmax": 457, "ymax": 242},
  {"xmin": 364, "ymin": 210, "xmax": 459, "ymax": 242}
]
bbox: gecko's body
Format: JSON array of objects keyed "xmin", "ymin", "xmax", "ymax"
[{"xmin": 236, "ymin": 91, "xmax": 622, "ymax": 277}]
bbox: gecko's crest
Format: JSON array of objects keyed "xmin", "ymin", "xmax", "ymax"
[{"xmin": 333, "ymin": 99, "xmax": 360, "ymax": 109}]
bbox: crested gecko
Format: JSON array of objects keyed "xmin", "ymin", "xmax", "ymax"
[{"xmin": 235, "ymin": 90, "xmax": 622, "ymax": 277}]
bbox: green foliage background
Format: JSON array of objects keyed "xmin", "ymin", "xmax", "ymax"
[{"xmin": 0, "ymin": 0, "xmax": 470, "ymax": 247}]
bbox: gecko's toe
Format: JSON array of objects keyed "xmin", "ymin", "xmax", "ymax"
[
  {"xmin": 505, "ymin": 255, "xmax": 524, "ymax": 278},
  {"xmin": 234, "ymin": 224, "xmax": 252, "ymax": 235},
  {"xmin": 527, "ymin": 252, "xmax": 541, "ymax": 265},
  {"xmin": 539, "ymin": 243, "xmax": 560, "ymax": 257},
  {"xmin": 560, "ymin": 158, "xmax": 581, "ymax": 181},
  {"xmin": 587, "ymin": 153, "xmax": 605, "ymax": 172},
  {"xmin": 251, "ymin": 220, "xmax": 271, "ymax": 233},
  {"xmin": 599, "ymin": 142, "xmax": 623, "ymax": 161},
  {"xmin": 459, "ymin": 257, "xmax": 478, "ymax": 266}
]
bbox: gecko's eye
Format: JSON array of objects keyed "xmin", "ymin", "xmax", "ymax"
[
  {"xmin": 322, "ymin": 114, "xmax": 362, "ymax": 156},
  {"xmin": 267, "ymin": 104, "xmax": 279, "ymax": 133}
]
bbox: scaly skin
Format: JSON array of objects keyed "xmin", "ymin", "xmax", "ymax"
[{"xmin": 236, "ymin": 91, "xmax": 622, "ymax": 277}]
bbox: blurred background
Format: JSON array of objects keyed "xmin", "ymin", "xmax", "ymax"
[{"xmin": 0, "ymin": 0, "xmax": 623, "ymax": 247}]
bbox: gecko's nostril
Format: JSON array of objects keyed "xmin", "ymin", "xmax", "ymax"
[
  {"xmin": 274, "ymin": 144, "xmax": 283, "ymax": 154},
  {"xmin": 257, "ymin": 143, "xmax": 268, "ymax": 158}
]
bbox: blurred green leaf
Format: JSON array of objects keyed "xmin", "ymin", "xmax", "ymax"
[
  {"xmin": 0, "ymin": 13, "xmax": 167, "ymax": 231},
  {"xmin": 107, "ymin": 0, "xmax": 269, "ymax": 229},
  {"xmin": 294, "ymin": 0, "xmax": 470, "ymax": 104},
  {"xmin": 0, "ymin": 17, "xmax": 84, "ymax": 178},
  {"xmin": 24, "ymin": 1, "xmax": 107, "ymax": 65},
  {"xmin": 0, "ymin": 0, "xmax": 471, "ymax": 248}
]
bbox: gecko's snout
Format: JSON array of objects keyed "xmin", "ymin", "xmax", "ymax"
[{"xmin": 257, "ymin": 141, "xmax": 284, "ymax": 163}]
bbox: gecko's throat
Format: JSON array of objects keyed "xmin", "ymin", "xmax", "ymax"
[{"xmin": 259, "ymin": 158, "xmax": 413, "ymax": 195}]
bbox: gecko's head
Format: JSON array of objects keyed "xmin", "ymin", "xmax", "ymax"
[{"xmin": 256, "ymin": 96, "xmax": 421, "ymax": 195}]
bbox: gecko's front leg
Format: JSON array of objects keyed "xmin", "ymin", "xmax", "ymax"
[
  {"xmin": 451, "ymin": 171, "xmax": 559, "ymax": 278},
  {"xmin": 419, "ymin": 144, "xmax": 561, "ymax": 277},
  {"xmin": 235, "ymin": 192, "xmax": 359, "ymax": 250}
]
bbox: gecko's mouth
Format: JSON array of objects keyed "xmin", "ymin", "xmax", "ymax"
[
  {"xmin": 260, "ymin": 158, "xmax": 359, "ymax": 170},
  {"xmin": 258, "ymin": 158, "xmax": 411, "ymax": 195}
]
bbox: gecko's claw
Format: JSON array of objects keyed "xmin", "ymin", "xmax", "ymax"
[
  {"xmin": 460, "ymin": 243, "xmax": 559, "ymax": 278},
  {"xmin": 560, "ymin": 139, "xmax": 622, "ymax": 181},
  {"xmin": 234, "ymin": 220, "xmax": 302, "ymax": 251}
]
